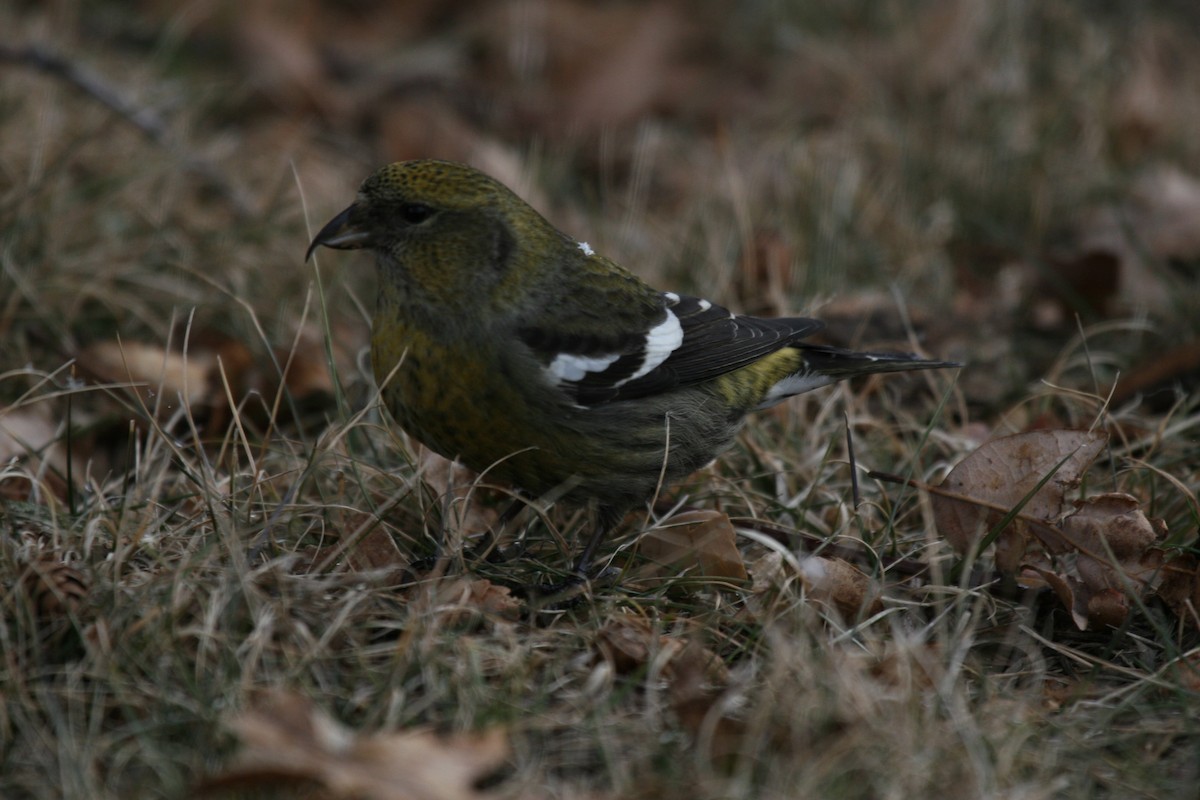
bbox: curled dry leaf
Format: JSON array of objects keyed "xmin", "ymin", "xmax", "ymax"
[
  {"xmin": 746, "ymin": 551, "xmax": 880, "ymax": 621},
  {"xmin": 1036, "ymin": 568, "xmax": 1133, "ymax": 631},
  {"xmin": 204, "ymin": 689, "xmax": 509, "ymax": 800},
  {"xmin": 1086, "ymin": 588, "xmax": 1131, "ymax": 630},
  {"xmin": 345, "ymin": 525, "xmax": 408, "ymax": 574},
  {"xmin": 932, "ymin": 429, "xmax": 1108, "ymax": 571},
  {"xmin": 797, "ymin": 556, "xmax": 882, "ymax": 620},
  {"xmin": 1030, "ymin": 493, "xmax": 1169, "ymax": 630},
  {"xmin": 1164, "ymin": 651, "xmax": 1200, "ymax": 693},
  {"xmin": 1064, "ymin": 493, "xmax": 1166, "ymax": 595},
  {"xmin": 637, "ymin": 509, "xmax": 748, "ymax": 582},
  {"xmin": 933, "ymin": 431, "xmax": 1185, "ymax": 630},
  {"xmin": 747, "ymin": 550, "xmax": 789, "ymax": 596},
  {"xmin": 1033, "ymin": 567, "xmax": 1091, "ymax": 631}
]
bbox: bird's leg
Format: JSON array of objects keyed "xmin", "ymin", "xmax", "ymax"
[
  {"xmin": 572, "ymin": 503, "xmax": 625, "ymax": 578},
  {"xmin": 463, "ymin": 496, "xmax": 529, "ymax": 565},
  {"xmin": 408, "ymin": 495, "xmax": 527, "ymax": 574}
]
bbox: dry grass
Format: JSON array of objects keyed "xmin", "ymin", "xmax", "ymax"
[{"xmin": 3, "ymin": 2, "xmax": 1200, "ymax": 799}]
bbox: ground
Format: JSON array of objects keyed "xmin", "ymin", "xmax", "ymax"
[{"xmin": 2, "ymin": 2, "xmax": 1199, "ymax": 798}]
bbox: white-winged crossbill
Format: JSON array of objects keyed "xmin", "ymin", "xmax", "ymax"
[{"xmin": 307, "ymin": 160, "xmax": 956, "ymax": 575}]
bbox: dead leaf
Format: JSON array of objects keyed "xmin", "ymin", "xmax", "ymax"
[
  {"xmin": 932, "ymin": 429, "xmax": 1108, "ymax": 569},
  {"xmin": 591, "ymin": 615, "xmax": 739, "ymax": 763},
  {"xmin": 0, "ymin": 402, "xmax": 78, "ymax": 499},
  {"xmin": 1157, "ymin": 554, "xmax": 1200, "ymax": 629},
  {"xmin": 1085, "ymin": 588, "xmax": 1130, "ymax": 630},
  {"xmin": 1019, "ymin": 493, "xmax": 1169, "ymax": 630},
  {"xmin": 76, "ymin": 340, "xmax": 213, "ymax": 412},
  {"xmin": 1129, "ymin": 165, "xmax": 1200, "ymax": 260},
  {"xmin": 346, "ymin": 524, "xmax": 407, "ymax": 575},
  {"xmin": 1053, "ymin": 165, "xmax": 1200, "ymax": 317},
  {"xmin": 1033, "ymin": 566, "xmax": 1091, "ymax": 631},
  {"xmin": 666, "ymin": 638, "xmax": 744, "ymax": 766},
  {"xmin": 20, "ymin": 554, "xmax": 89, "ymax": 618},
  {"xmin": 594, "ymin": 614, "xmax": 676, "ymax": 676},
  {"xmin": 1064, "ymin": 493, "xmax": 1166, "ymax": 596},
  {"xmin": 638, "ymin": 509, "xmax": 748, "ymax": 582},
  {"xmin": 417, "ymin": 446, "xmax": 499, "ymax": 540},
  {"xmin": 202, "ymin": 689, "xmax": 509, "ymax": 800},
  {"xmin": 423, "ymin": 578, "xmax": 522, "ymax": 624},
  {"xmin": 796, "ymin": 555, "xmax": 882, "ymax": 620},
  {"xmin": 1037, "ymin": 249, "xmax": 1121, "ymax": 323},
  {"xmin": 1164, "ymin": 651, "xmax": 1200, "ymax": 693},
  {"xmin": 747, "ymin": 550, "xmax": 789, "ymax": 596},
  {"xmin": 593, "ymin": 614, "xmax": 729, "ymax": 684}
]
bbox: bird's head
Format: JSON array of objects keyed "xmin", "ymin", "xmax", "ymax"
[
  {"xmin": 307, "ymin": 160, "xmax": 567, "ymax": 311},
  {"xmin": 307, "ymin": 161, "xmax": 518, "ymax": 256}
]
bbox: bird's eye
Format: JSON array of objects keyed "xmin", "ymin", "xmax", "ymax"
[{"xmin": 399, "ymin": 203, "xmax": 434, "ymax": 225}]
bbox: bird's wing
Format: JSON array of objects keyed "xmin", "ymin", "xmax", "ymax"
[{"xmin": 519, "ymin": 292, "xmax": 824, "ymax": 406}]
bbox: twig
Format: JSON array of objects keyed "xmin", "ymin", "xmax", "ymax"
[{"xmin": 0, "ymin": 42, "xmax": 255, "ymax": 217}]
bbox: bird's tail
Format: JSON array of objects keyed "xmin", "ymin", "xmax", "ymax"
[{"xmin": 799, "ymin": 344, "xmax": 960, "ymax": 379}]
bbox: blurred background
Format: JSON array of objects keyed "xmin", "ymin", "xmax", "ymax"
[{"xmin": 4, "ymin": 0, "xmax": 1200, "ymax": 440}]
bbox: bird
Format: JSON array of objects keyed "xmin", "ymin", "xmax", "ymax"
[{"xmin": 307, "ymin": 159, "xmax": 957, "ymax": 579}]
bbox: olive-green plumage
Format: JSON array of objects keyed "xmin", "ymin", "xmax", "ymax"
[{"xmin": 308, "ymin": 159, "xmax": 957, "ymax": 572}]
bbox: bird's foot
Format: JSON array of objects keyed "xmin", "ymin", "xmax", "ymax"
[{"xmin": 519, "ymin": 563, "xmax": 619, "ymax": 611}]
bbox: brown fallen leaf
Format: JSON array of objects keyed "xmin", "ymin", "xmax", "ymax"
[
  {"xmin": 593, "ymin": 614, "xmax": 729, "ymax": 685},
  {"xmin": 417, "ymin": 446, "xmax": 499, "ymax": 541},
  {"xmin": 594, "ymin": 614, "xmax": 679, "ymax": 676},
  {"xmin": 1086, "ymin": 588, "xmax": 1131, "ymax": 630},
  {"xmin": 345, "ymin": 523, "xmax": 408, "ymax": 575},
  {"xmin": 931, "ymin": 429, "xmax": 1108, "ymax": 571},
  {"xmin": 76, "ymin": 340, "xmax": 214, "ymax": 413},
  {"xmin": 667, "ymin": 638, "xmax": 745, "ymax": 767},
  {"xmin": 1112, "ymin": 339, "xmax": 1200, "ymax": 407},
  {"xmin": 926, "ymin": 430, "xmax": 1190, "ymax": 630},
  {"xmin": 747, "ymin": 547, "xmax": 882, "ymax": 621},
  {"xmin": 416, "ymin": 578, "xmax": 522, "ymax": 625},
  {"xmin": 19, "ymin": 553, "xmax": 90, "ymax": 618},
  {"xmin": 592, "ymin": 615, "xmax": 740, "ymax": 764},
  {"xmin": 637, "ymin": 509, "xmax": 748, "ymax": 582},
  {"xmin": 1032, "ymin": 566, "xmax": 1091, "ymax": 631},
  {"xmin": 0, "ymin": 402, "xmax": 78, "ymax": 499},
  {"xmin": 200, "ymin": 689, "xmax": 509, "ymax": 800},
  {"xmin": 1063, "ymin": 493, "xmax": 1166, "ymax": 596},
  {"xmin": 1157, "ymin": 554, "xmax": 1200, "ymax": 629},
  {"xmin": 796, "ymin": 555, "xmax": 883, "ymax": 621},
  {"xmin": 1163, "ymin": 651, "xmax": 1200, "ymax": 693}
]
